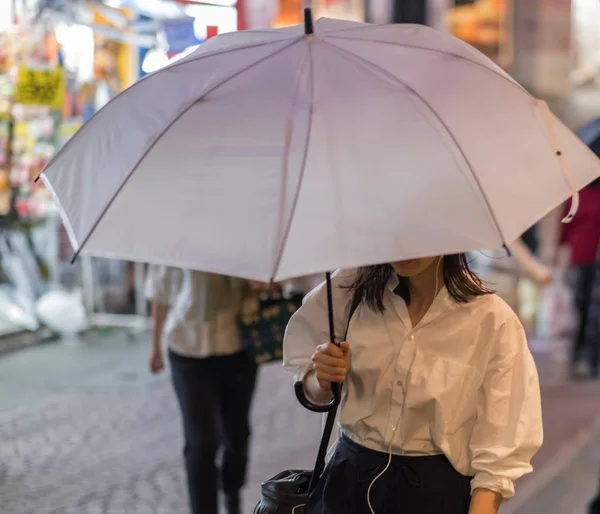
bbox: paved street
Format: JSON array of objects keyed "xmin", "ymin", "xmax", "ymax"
[
  {"xmin": 1, "ymin": 331, "xmax": 600, "ymax": 514},
  {"xmin": 0, "ymin": 331, "xmax": 322, "ymax": 514}
]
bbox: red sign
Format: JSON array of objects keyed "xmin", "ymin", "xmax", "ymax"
[{"xmin": 206, "ymin": 25, "xmax": 218, "ymax": 39}]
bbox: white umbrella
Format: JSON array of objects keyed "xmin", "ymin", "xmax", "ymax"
[{"xmin": 40, "ymin": 12, "xmax": 600, "ymax": 282}]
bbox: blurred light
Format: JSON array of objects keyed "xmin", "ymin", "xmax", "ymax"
[
  {"xmin": 185, "ymin": 0, "xmax": 237, "ymax": 8},
  {"xmin": 55, "ymin": 23, "xmax": 69, "ymax": 45},
  {"xmin": 56, "ymin": 23, "xmax": 95, "ymax": 83},
  {"xmin": 102, "ymin": 0, "xmax": 184, "ymax": 19},
  {"xmin": 142, "ymin": 49, "xmax": 170, "ymax": 73},
  {"xmin": 0, "ymin": 1, "xmax": 12, "ymax": 31}
]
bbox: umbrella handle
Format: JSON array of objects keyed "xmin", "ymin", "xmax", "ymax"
[
  {"xmin": 294, "ymin": 380, "xmax": 341, "ymax": 412},
  {"xmin": 294, "ymin": 271, "xmax": 343, "ymax": 412}
]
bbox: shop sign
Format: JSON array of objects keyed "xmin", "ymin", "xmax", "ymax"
[
  {"xmin": 163, "ymin": 17, "xmax": 201, "ymax": 53},
  {"xmin": 15, "ymin": 67, "xmax": 65, "ymax": 108}
]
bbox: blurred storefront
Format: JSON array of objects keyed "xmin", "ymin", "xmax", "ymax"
[
  {"xmin": 513, "ymin": 0, "xmax": 572, "ymax": 98},
  {"xmin": 313, "ymin": 0, "xmax": 364, "ymax": 22},
  {"xmin": 446, "ymin": 0, "xmax": 512, "ymax": 68},
  {"xmin": 365, "ymin": 0, "xmax": 510, "ymax": 64},
  {"xmin": 272, "ymin": 0, "xmax": 364, "ymax": 28},
  {"xmin": 511, "ymin": 0, "xmax": 600, "ymax": 99},
  {"xmin": 0, "ymin": 0, "xmax": 273, "ymax": 339},
  {"xmin": 0, "ymin": 0, "xmax": 154, "ymax": 337},
  {"xmin": 363, "ymin": 0, "xmax": 594, "ymax": 101},
  {"xmin": 571, "ymin": 0, "xmax": 600, "ymax": 89},
  {"xmin": 0, "ymin": 9, "xmax": 66, "ymax": 336}
]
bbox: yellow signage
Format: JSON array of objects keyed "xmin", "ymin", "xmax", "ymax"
[{"xmin": 15, "ymin": 67, "xmax": 65, "ymax": 109}]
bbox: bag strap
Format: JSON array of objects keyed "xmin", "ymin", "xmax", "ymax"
[{"xmin": 308, "ymin": 287, "xmax": 362, "ymax": 493}]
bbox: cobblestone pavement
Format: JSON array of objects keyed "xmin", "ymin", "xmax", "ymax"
[
  {"xmin": 0, "ymin": 331, "xmax": 321, "ymax": 514},
  {"xmin": 1, "ymin": 332, "xmax": 600, "ymax": 514}
]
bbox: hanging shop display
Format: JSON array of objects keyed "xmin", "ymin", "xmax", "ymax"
[{"xmin": 0, "ymin": 27, "xmax": 59, "ymax": 228}]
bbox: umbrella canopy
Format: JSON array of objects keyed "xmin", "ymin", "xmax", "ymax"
[{"xmin": 40, "ymin": 16, "xmax": 600, "ymax": 282}]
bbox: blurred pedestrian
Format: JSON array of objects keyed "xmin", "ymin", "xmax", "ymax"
[
  {"xmin": 469, "ymin": 237, "xmax": 552, "ymax": 325},
  {"xmin": 147, "ymin": 267, "xmax": 257, "ymax": 514},
  {"xmin": 560, "ymin": 183, "xmax": 600, "ymax": 379},
  {"xmin": 282, "ymin": 274, "xmax": 323, "ymax": 297},
  {"xmin": 588, "ymin": 244, "xmax": 600, "ymax": 514},
  {"xmin": 285, "ymin": 256, "xmax": 543, "ymax": 513}
]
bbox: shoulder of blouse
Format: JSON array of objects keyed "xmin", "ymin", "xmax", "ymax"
[
  {"xmin": 467, "ymin": 292, "xmax": 520, "ymax": 324},
  {"xmin": 469, "ymin": 293, "xmax": 528, "ymax": 361}
]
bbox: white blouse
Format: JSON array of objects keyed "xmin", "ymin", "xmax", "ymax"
[
  {"xmin": 145, "ymin": 266, "xmax": 244, "ymax": 359},
  {"xmin": 283, "ymin": 269, "xmax": 543, "ymax": 500}
]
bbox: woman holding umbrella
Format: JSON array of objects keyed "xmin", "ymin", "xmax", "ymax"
[
  {"xmin": 284, "ymin": 255, "xmax": 543, "ymax": 513},
  {"xmin": 36, "ymin": 15, "xmax": 600, "ymax": 513}
]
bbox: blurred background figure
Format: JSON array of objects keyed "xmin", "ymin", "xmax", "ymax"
[
  {"xmin": 587, "ymin": 242, "xmax": 600, "ymax": 514},
  {"xmin": 558, "ymin": 116, "xmax": 600, "ymax": 380},
  {"xmin": 559, "ymin": 180, "xmax": 600, "ymax": 379},
  {"xmin": 146, "ymin": 267, "xmax": 257, "ymax": 514},
  {"xmin": 470, "ymin": 232, "xmax": 552, "ymax": 334},
  {"xmin": 282, "ymin": 274, "xmax": 323, "ymax": 297}
]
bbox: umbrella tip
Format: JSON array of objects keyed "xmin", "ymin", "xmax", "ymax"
[{"xmin": 304, "ymin": 8, "xmax": 314, "ymax": 35}]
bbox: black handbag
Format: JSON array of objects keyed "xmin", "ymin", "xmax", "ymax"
[
  {"xmin": 254, "ymin": 275, "xmax": 361, "ymax": 514},
  {"xmin": 239, "ymin": 289, "xmax": 304, "ymax": 365}
]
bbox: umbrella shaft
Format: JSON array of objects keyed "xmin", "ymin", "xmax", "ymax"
[{"xmin": 325, "ymin": 272, "xmax": 337, "ymax": 345}]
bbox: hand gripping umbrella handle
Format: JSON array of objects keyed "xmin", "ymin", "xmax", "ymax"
[{"xmin": 294, "ymin": 271, "xmax": 343, "ymax": 413}]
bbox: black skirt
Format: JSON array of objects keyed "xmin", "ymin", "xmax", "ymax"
[{"xmin": 305, "ymin": 435, "xmax": 472, "ymax": 514}]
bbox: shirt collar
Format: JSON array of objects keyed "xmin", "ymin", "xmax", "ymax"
[{"xmin": 387, "ymin": 274, "xmax": 454, "ymax": 329}]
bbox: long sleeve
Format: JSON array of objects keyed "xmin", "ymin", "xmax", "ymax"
[
  {"xmin": 469, "ymin": 316, "xmax": 543, "ymax": 500},
  {"xmin": 283, "ymin": 269, "xmax": 357, "ymax": 383}
]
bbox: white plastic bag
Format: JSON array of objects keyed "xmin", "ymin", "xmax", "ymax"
[
  {"xmin": 536, "ymin": 277, "xmax": 577, "ymax": 339},
  {"xmin": 35, "ymin": 289, "xmax": 89, "ymax": 335}
]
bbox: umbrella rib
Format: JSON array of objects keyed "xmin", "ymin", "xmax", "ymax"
[
  {"xmin": 322, "ymin": 39, "xmax": 507, "ymax": 247},
  {"xmin": 36, "ymin": 37, "xmax": 293, "ymax": 182},
  {"xmin": 270, "ymin": 42, "xmax": 316, "ymax": 282},
  {"xmin": 325, "ymin": 34, "xmax": 527, "ymax": 97},
  {"xmin": 270, "ymin": 46, "xmax": 312, "ymax": 282},
  {"xmin": 71, "ymin": 37, "xmax": 304, "ymax": 262}
]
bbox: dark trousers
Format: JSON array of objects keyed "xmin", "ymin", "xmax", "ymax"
[
  {"xmin": 169, "ymin": 349, "xmax": 257, "ymax": 514},
  {"xmin": 592, "ymin": 491, "xmax": 600, "ymax": 514},
  {"xmin": 572, "ymin": 264, "xmax": 599, "ymax": 373},
  {"xmin": 591, "ymin": 463, "xmax": 600, "ymax": 514},
  {"xmin": 306, "ymin": 435, "xmax": 472, "ymax": 514}
]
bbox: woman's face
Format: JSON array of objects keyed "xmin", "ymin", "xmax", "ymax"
[{"xmin": 391, "ymin": 257, "xmax": 440, "ymax": 278}]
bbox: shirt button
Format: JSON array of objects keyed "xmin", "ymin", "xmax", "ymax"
[{"xmin": 409, "ymin": 335, "xmax": 414, "ymax": 340}]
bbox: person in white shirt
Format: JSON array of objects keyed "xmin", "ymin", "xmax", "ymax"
[
  {"xmin": 147, "ymin": 266, "xmax": 257, "ymax": 514},
  {"xmin": 284, "ymin": 255, "xmax": 543, "ymax": 514}
]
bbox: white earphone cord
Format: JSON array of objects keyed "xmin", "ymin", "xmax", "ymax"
[{"xmin": 366, "ymin": 257, "xmax": 442, "ymax": 514}]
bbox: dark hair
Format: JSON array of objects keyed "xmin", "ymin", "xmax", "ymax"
[{"xmin": 347, "ymin": 254, "xmax": 493, "ymax": 313}]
